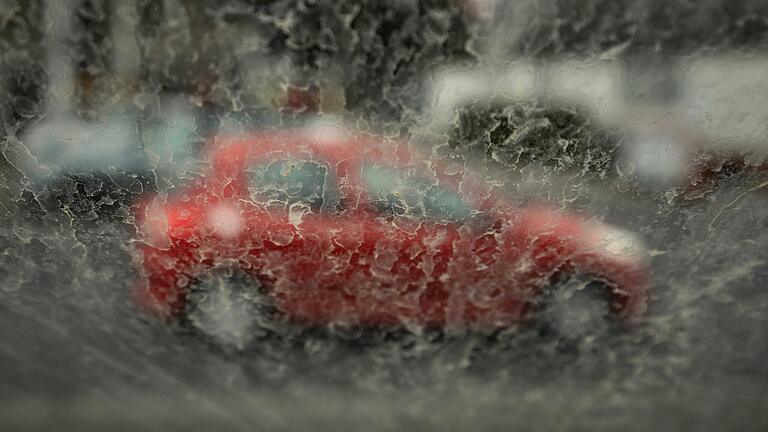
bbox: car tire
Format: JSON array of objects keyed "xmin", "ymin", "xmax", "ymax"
[
  {"xmin": 535, "ymin": 272, "xmax": 616, "ymax": 345},
  {"xmin": 184, "ymin": 265, "xmax": 283, "ymax": 349}
]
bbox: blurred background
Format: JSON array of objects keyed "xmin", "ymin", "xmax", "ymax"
[{"xmin": 1, "ymin": 0, "xmax": 767, "ymax": 430}]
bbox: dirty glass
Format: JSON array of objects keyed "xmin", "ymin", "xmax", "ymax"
[
  {"xmin": 249, "ymin": 160, "xmax": 328, "ymax": 212},
  {"xmin": 1, "ymin": 1, "xmax": 768, "ymax": 431},
  {"xmin": 362, "ymin": 164, "xmax": 472, "ymax": 220}
]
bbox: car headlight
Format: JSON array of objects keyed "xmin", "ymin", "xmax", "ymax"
[{"xmin": 591, "ymin": 224, "xmax": 647, "ymax": 261}]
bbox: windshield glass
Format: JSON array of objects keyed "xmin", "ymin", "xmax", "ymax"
[
  {"xmin": 4, "ymin": 1, "xmax": 768, "ymax": 430},
  {"xmin": 247, "ymin": 160, "xmax": 328, "ymax": 212},
  {"xmin": 362, "ymin": 164, "xmax": 472, "ymax": 221}
]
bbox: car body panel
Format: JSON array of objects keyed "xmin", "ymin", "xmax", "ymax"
[{"xmin": 135, "ymin": 126, "xmax": 650, "ymax": 330}]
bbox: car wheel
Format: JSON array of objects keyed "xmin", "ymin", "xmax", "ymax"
[
  {"xmin": 185, "ymin": 266, "xmax": 281, "ymax": 349},
  {"xmin": 536, "ymin": 272, "xmax": 616, "ymax": 344}
]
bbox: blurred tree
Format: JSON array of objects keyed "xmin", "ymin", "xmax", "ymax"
[
  {"xmin": 73, "ymin": 0, "xmax": 113, "ymax": 116},
  {"xmin": 0, "ymin": 0, "xmax": 46, "ymax": 130},
  {"xmin": 448, "ymin": 102, "xmax": 617, "ymax": 177},
  {"xmin": 485, "ymin": 0, "xmax": 768, "ymax": 59},
  {"xmin": 254, "ymin": 0, "xmax": 474, "ymax": 122}
]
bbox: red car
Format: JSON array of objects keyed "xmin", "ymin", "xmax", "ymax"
[{"xmin": 135, "ymin": 125, "xmax": 650, "ymax": 345}]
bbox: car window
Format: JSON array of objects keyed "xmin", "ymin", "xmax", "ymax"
[
  {"xmin": 247, "ymin": 160, "xmax": 328, "ymax": 212},
  {"xmin": 362, "ymin": 165, "xmax": 472, "ymax": 221}
]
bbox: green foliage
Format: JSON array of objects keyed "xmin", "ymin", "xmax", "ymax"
[{"xmin": 448, "ymin": 102, "xmax": 618, "ymax": 177}]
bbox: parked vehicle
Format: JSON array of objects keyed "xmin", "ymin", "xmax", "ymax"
[
  {"xmin": 135, "ymin": 124, "xmax": 650, "ymax": 346},
  {"xmin": 12, "ymin": 95, "xmax": 201, "ymax": 220},
  {"xmin": 425, "ymin": 57, "xmax": 768, "ymax": 200}
]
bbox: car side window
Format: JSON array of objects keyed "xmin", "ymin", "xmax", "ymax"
[
  {"xmin": 362, "ymin": 165, "xmax": 472, "ymax": 221},
  {"xmin": 247, "ymin": 160, "xmax": 328, "ymax": 212}
]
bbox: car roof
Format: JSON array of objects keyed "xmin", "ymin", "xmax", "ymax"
[
  {"xmin": 205, "ymin": 124, "xmax": 513, "ymax": 214},
  {"xmin": 207, "ymin": 122, "xmax": 429, "ymax": 173}
]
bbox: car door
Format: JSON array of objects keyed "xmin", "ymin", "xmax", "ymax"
[{"xmin": 266, "ymin": 162, "xmax": 529, "ymax": 328}]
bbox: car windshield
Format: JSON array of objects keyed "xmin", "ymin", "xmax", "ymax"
[
  {"xmin": 247, "ymin": 160, "xmax": 328, "ymax": 212},
  {"xmin": 4, "ymin": 1, "xmax": 768, "ymax": 430},
  {"xmin": 362, "ymin": 164, "xmax": 472, "ymax": 221}
]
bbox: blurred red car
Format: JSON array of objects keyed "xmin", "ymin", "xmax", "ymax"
[{"xmin": 135, "ymin": 124, "xmax": 650, "ymax": 344}]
